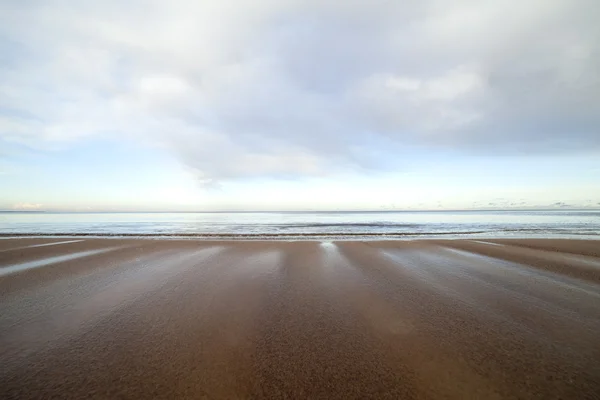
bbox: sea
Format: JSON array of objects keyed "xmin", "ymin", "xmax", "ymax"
[{"xmin": 1, "ymin": 210, "xmax": 599, "ymax": 240}]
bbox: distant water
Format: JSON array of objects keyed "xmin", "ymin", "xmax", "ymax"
[{"xmin": 1, "ymin": 210, "xmax": 599, "ymax": 239}]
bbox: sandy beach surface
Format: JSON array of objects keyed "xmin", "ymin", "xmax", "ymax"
[{"xmin": 1, "ymin": 238, "xmax": 599, "ymax": 399}]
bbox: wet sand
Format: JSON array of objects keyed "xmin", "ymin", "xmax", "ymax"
[{"xmin": 1, "ymin": 238, "xmax": 599, "ymax": 399}]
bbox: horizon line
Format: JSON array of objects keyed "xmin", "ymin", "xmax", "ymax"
[{"xmin": 2, "ymin": 207, "xmax": 599, "ymax": 213}]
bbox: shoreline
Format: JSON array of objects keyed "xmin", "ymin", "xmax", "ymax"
[{"xmin": 1, "ymin": 232, "xmax": 599, "ymax": 241}]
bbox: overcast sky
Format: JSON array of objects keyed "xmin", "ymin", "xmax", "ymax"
[{"xmin": 1, "ymin": 0, "xmax": 599, "ymax": 211}]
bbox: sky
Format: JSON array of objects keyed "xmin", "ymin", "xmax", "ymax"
[{"xmin": 1, "ymin": 0, "xmax": 599, "ymax": 211}]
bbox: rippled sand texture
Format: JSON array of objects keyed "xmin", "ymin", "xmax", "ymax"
[{"xmin": 1, "ymin": 238, "xmax": 599, "ymax": 399}]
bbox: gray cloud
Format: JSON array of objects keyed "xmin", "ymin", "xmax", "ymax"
[
  {"xmin": 1, "ymin": 0, "xmax": 599, "ymax": 182},
  {"xmin": 553, "ymin": 202, "xmax": 571, "ymax": 208}
]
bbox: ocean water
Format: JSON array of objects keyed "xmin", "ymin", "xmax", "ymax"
[{"xmin": 1, "ymin": 210, "xmax": 599, "ymax": 239}]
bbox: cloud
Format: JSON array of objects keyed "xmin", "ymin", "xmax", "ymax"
[
  {"xmin": 553, "ymin": 202, "xmax": 571, "ymax": 208},
  {"xmin": 1, "ymin": 0, "xmax": 599, "ymax": 182},
  {"xmin": 12, "ymin": 202, "xmax": 43, "ymax": 211}
]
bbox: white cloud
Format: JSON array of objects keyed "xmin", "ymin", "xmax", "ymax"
[
  {"xmin": 12, "ymin": 202, "xmax": 43, "ymax": 211},
  {"xmin": 421, "ymin": 67, "xmax": 484, "ymax": 101},
  {"xmin": 1, "ymin": 0, "xmax": 598, "ymax": 181}
]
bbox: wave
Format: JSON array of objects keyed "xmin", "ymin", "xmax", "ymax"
[
  {"xmin": 0, "ymin": 231, "xmax": 485, "ymax": 237},
  {"xmin": 2, "ymin": 229, "xmax": 598, "ymax": 239},
  {"xmin": 269, "ymin": 222, "xmax": 421, "ymax": 229}
]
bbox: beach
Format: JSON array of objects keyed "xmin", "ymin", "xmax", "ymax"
[{"xmin": 1, "ymin": 238, "xmax": 599, "ymax": 399}]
